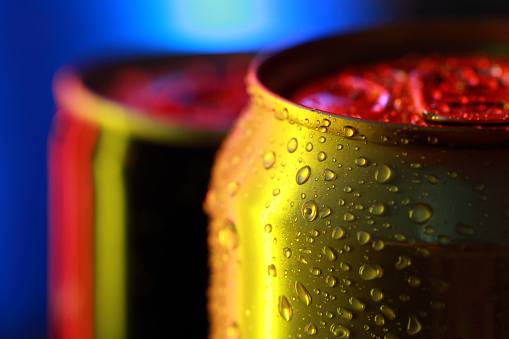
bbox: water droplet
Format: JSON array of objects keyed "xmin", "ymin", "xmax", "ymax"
[
  {"xmin": 384, "ymin": 334, "xmax": 400, "ymax": 339},
  {"xmin": 317, "ymin": 151, "xmax": 327, "ymax": 162},
  {"xmin": 310, "ymin": 267, "xmax": 322, "ymax": 275},
  {"xmin": 407, "ymin": 276, "xmax": 421, "ymax": 287},
  {"xmin": 323, "ymin": 169, "xmax": 337, "ymax": 181},
  {"xmin": 344, "ymin": 213, "xmax": 356, "ymax": 222},
  {"xmin": 326, "ymin": 275, "xmax": 338, "ymax": 287},
  {"xmin": 264, "ymin": 224, "xmax": 272, "ymax": 233},
  {"xmin": 473, "ymin": 181, "xmax": 485, "ymax": 191},
  {"xmin": 319, "ymin": 136, "xmax": 326, "ymax": 143},
  {"xmin": 357, "ymin": 231, "xmax": 371, "ymax": 245},
  {"xmin": 437, "ymin": 234, "xmax": 451, "ymax": 244},
  {"xmin": 283, "ymin": 247, "xmax": 292, "ymax": 258},
  {"xmin": 430, "ymin": 300, "xmax": 445, "ymax": 310},
  {"xmin": 332, "ymin": 226, "xmax": 346, "ymax": 240},
  {"xmin": 337, "ymin": 144, "xmax": 344, "ymax": 150},
  {"xmin": 343, "ymin": 185, "xmax": 353, "ymax": 193},
  {"xmin": 375, "ymin": 164, "xmax": 392, "ymax": 183},
  {"xmin": 372, "ymin": 239, "xmax": 385, "ymax": 251},
  {"xmin": 407, "ymin": 315, "xmax": 422, "ymax": 335},
  {"xmin": 375, "ymin": 314, "xmax": 385, "ymax": 326},
  {"xmin": 388, "ymin": 185, "xmax": 400, "ymax": 193},
  {"xmin": 272, "ymin": 188, "xmax": 280, "ymax": 196},
  {"xmin": 395, "ymin": 255, "xmax": 412, "ymax": 270},
  {"xmin": 297, "ymin": 166, "xmax": 311, "ymax": 185},
  {"xmin": 370, "ymin": 288, "xmax": 384, "ymax": 302},
  {"xmin": 219, "ymin": 221, "xmax": 238, "ymax": 249},
  {"xmin": 455, "ymin": 223, "xmax": 475, "ymax": 236},
  {"xmin": 394, "ymin": 233, "xmax": 407, "ymax": 241},
  {"xmin": 268, "ymin": 264, "xmax": 277, "ymax": 277},
  {"xmin": 227, "ymin": 181, "xmax": 240, "ymax": 196},
  {"xmin": 359, "ymin": 263, "xmax": 383, "ymax": 280},
  {"xmin": 305, "ymin": 142, "xmax": 313, "ymax": 152},
  {"xmin": 278, "ymin": 295, "xmax": 292, "ymax": 321},
  {"xmin": 369, "ymin": 202, "xmax": 387, "ymax": 216},
  {"xmin": 447, "ymin": 170, "xmax": 459, "ymax": 179},
  {"xmin": 337, "ymin": 307, "xmax": 353, "ymax": 320},
  {"xmin": 304, "ymin": 322, "xmax": 317, "ymax": 335},
  {"xmin": 425, "ymin": 174, "xmax": 439, "ymax": 184},
  {"xmin": 294, "ymin": 281, "xmax": 312, "ymax": 306},
  {"xmin": 349, "ymin": 297, "xmax": 365, "ymax": 312},
  {"xmin": 344, "ymin": 126, "xmax": 356, "ymax": 138},
  {"xmin": 320, "ymin": 207, "xmax": 332, "ymax": 219},
  {"xmin": 263, "ymin": 151, "xmax": 276, "ymax": 169},
  {"xmin": 302, "ymin": 200, "xmax": 318, "ymax": 222},
  {"xmin": 226, "ymin": 322, "xmax": 240, "ymax": 338},
  {"xmin": 380, "ymin": 305, "xmax": 396, "ymax": 320},
  {"xmin": 409, "ymin": 203, "xmax": 433, "ymax": 224},
  {"xmin": 323, "ymin": 118, "xmax": 331, "ymax": 127},
  {"xmin": 287, "ymin": 138, "xmax": 298, "ymax": 153},
  {"xmin": 339, "ymin": 262, "xmax": 351, "ymax": 271},
  {"xmin": 322, "ymin": 245, "xmax": 337, "ymax": 261},
  {"xmin": 355, "ymin": 157, "xmax": 368, "ymax": 167},
  {"xmin": 330, "ymin": 324, "xmax": 350, "ymax": 338}
]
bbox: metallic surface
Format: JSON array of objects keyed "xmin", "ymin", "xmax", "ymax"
[{"xmin": 206, "ymin": 21, "xmax": 509, "ymax": 338}]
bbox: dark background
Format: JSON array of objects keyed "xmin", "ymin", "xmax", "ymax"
[{"xmin": 0, "ymin": 1, "xmax": 508, "ymax": 338}]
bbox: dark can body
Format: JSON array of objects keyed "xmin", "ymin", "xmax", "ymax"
[
  {"xmin": 48, "ymin": 54, "xmax": 250, "ymax": 339},
  {"xmin": 205, "ymin": 21, "xmax": 509, "ymax": 338}
]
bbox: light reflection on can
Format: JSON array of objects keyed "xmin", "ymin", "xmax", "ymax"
[{"xmin": 48, "ymin": 53, "xmax": 250, "ymax": 339}]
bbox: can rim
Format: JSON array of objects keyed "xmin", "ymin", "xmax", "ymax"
[
  {"xmin": 247, "ymin": 18, "xmax": 509, "ymax": 147},
  {"xmin": 52, "ymin": 53, "xmax": 251, "ymax": 145}
]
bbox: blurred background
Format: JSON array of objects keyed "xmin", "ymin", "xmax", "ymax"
[{"xmin": 1, "ymin": 0, "xmax": 509, "ymax": 338}]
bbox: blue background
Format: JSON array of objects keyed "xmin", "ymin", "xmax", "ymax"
[{"xmin": 1, "ymin": 0, "xmax": 505, "ymax": 338}]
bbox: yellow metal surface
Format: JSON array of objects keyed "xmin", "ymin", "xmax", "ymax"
[{"xmin": 206, "ymin": 77, "xmax": 509, "ymax": 338}]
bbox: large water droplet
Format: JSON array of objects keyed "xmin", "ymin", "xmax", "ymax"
[
  {"xmin": 355, "ymin": 157, "xmax": 368, "ymax": 167},
  {"xmin": 407, "ymin": 315, "xmax": 422, "ymax": 335},
  {"xmin": 302, "ymin": 200, "xmax": 318, "ymax": 222},
  {"xmin": 287, "ymin": 138, "xmax": 298, "ymax": 153},
  {"xmin": 268, "ymin": 264, "xmax": 277, "ymax": 277},
  {"xmin": 306, "ymin": 142, "xmax": 313, "ymax": 152},
  {"xmin": 349, "ymin": 297, "xmax": 366, "ymax": 312},
  {"xmin": 294, "ymin": 281, "xmax": 312, "ymax": 306},
  {"xmin": 337, "ymin": 307, "xmax": 353, "ymax": 320},
  {"xmin": 324, "ymin": 169, "xmax": 337, "ymax": 181},
  {"xmin": 369, "ymin": 202, "xmax": 387, "ymax": 216},
  {"xmin": 344, "ymin": 126, "xmax": 356, "ymax": 138},
  {"xmin": 322, "ymin": 245, "xmax": 337, "ymax": 261},
  {"xmin": 380, "ymin": 304, "xmax": 396, "ymax": 320},
  {"xmin": 359, "ymin": 263, "xmax": 383, "ymax": 280},
  {"xmin": 263, "ymin": 151, "xmax": 276, "ymax": 169},
  {"xmin": 357, "ymin": 231, "xmax": 371, "ymax": 245},
  {"xmin": 344, "ymin": 213, "xmax": 356, "ymax": 222},
  {"xmin": 317, "ymin": 151, "xmax": 327, "ymax": 162},
  {"xmin": 326, "ymin": 275, "xmax": 338, "ymax": 287},
  {"xmin": 304, "ymin": 322, "xmax": 317, "ymax": 335},
  {"xmin": 372, "ymin": 239, "xmax": 385, "ymax": 251},
  {"xmin": 332, "ymin": 226, "xmax": 346, "ymax": 240},
  {"xmin": 375, "ymin": 314, "xmax": 385, "ymax": 326},
  {"xmin": 283, "ymin": 247, "xmax": 292, "ymax": 258},
  {"xmin": 375, "ymin": 164, "xmax": 392, "ymax": 183},
  {"xmin": 330, "ymin": 324, "xmax": 350, "ymax": 338},
  {"xmin": 278, "ymin": 295, "xmax": 293, "ymax": 321},
  {"xmin": 409, "ymin": 203, "xmax": 433, "ymax": 224},
  {"xmin": 320, "ymin": 207, "xmax": 332, "ymax": 219},
  {"xmin": 395, "ymin": 255, "xmax": 412, "ymax": 270},
  {"xmin": 219, "ymin": 221, "xmax": 238, "ymax": 250},
  {"xmin": 296, "ymin": 166, "xmax": 311, "ymax": 185},
  {"xmin": 370, "ymin": 288, "xmax": 384, "ymax": 302}
]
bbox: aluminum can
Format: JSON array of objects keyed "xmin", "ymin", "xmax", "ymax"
[
  {"xmin": 48, "ymin": 53, "xmax": 250, "ymax": 339},
  {"xmin": 205, "ymin": 21, "xmax": 509, "ymax": 339}
]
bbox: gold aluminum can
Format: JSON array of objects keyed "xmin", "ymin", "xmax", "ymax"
[{"xmin": 205, "ymin": 21, "xmax": 509, "ymax": 338}]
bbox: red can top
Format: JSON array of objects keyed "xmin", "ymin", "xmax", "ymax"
[
  {"xmin": 102, "ymin": 55, "xmax": 250, "ymax": 131},
  {"xmin": 292, "ymin": 55, "xmax": 509, "ymax": 126}
]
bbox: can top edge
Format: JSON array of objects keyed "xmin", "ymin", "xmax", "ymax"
[
  {"xmin": 52, "ymin": 53, "xmax": 253, "ymax": 144},
  {"xmin": 247, "ymin": 19, "xmax": 509, "ymax": 146}
]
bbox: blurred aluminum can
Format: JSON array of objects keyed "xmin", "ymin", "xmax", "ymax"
[{"xmin": 48, "ymin": 53, "xmax": 250, "ymax": 339}]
